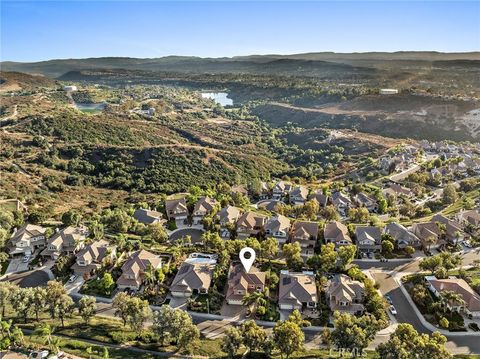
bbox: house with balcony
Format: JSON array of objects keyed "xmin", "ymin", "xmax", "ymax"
[{"xmin": 7, "ymin": 224, "xmax": 47, "ymax": 257}]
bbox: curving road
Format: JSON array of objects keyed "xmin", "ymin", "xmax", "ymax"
[{"xmin": 356, "ymin": 250, "xmax": 480, "ymax": 355}]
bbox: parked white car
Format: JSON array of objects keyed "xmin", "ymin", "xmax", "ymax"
[{"xmin": 389, "ymin": 305, "xmax": 397, "ymax": 315}]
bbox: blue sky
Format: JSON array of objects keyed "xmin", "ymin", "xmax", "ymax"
[{"xmin": 1, "ymin": 1, "xmax": 479, "ymax": 62}]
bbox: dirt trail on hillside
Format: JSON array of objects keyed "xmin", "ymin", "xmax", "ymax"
[{"xmin": 268, "ymin": 101, "xmax": 382, "ymax": 116}]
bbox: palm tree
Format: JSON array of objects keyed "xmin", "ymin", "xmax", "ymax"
[
  {"xmin": 10, "ymin": 325, "xmax": 24, "ymax": 348},
  {"xmin": 440, "ymin": 290, "xmax": 466, "ymax": 312},
  {"xmin": 454, "ymin": 230, "xmax": 462, "ymax": 247},
  {"xmin": 424, "ymin": 234, "xmax": 437, "ymax": 252},
  {"xmin": 34, "ymin": 323, "xmax": 59, "ymax": 354},
  {"xmin": 242, "ymin": 291, "xmax": 268, "ymax": 317}
]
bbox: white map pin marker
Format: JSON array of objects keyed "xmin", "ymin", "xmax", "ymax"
[{"xmin": 239, "ymin": 247, "xmax": 256, "ymax": 273}]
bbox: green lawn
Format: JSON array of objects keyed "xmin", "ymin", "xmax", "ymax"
[{"xmin": 449, "ymin": 267, "xmax": 480, "ymax": 287}]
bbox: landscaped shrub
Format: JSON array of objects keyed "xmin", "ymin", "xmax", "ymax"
[{"xmin": 110, "ymin": 330, "xmax": 137, "ymax": 343}]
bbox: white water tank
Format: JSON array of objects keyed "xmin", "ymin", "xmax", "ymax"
[{"xmin": 380, "ymin": 89, "xmax": 398, "ymax": 95}]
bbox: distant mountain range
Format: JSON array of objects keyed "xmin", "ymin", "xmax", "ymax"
[{"xmin": 2, "ymin": 51, "xmax": 479, "ymax": 78}]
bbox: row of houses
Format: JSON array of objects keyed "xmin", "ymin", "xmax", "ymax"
[
  {"xmin": 7, "ymin": 225, "xmax": 89, "ymax": 260},
  {"xmin": 116, "ymin": 248, "xmax": 365, "ymax": 315},
  {"xmin": 7, "ymin": 208, "xmax": 478, "ymax": 264}
]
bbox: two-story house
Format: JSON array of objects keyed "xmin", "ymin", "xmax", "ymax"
[
  {"xmin": 278, "ymin": 270, "xmax": 318, "ymax": 311},
  {"xmin": 71, "ymin": 239, "xmax": 116, "ymax": 276},
  {"xmin": 116, "ymin": 249, "xmax": 162, "ymax": 291},
  {"xmin": 456, "ymin": 209, "xmax": 480, "ymax": 228},
  {"xmin": 165, "ymin": 197, "xmax": 188, "ymax": 227},
  {"xmin": 192, "ymin": 196, "xmax": 218, "ymax": 225},
  {"xmin": 331, "ymin": 192, "xmax": 353, "ymax": 217},
  {"xmin": 226, "ymin": 263, "xmax": 266, "ymax": 305},
  {"xmin": 289, "ymin": 186, "xmax": 309, "ymax": 206},
  {"xmin": 432, "ymin": 214, "xmax": 466, "ymax": 245},
  {"xmin": 216, "ymin": 205, "xmax": 242, "ymax": 238},
  {"xmin": 355, "ymin": 226, "xmax": 382, "ymax": 255},
  {"xmin": 133, "ymin": 208, "xmax": 165, "ymax": 225},
  {"xmin": 7, "ymin": 224, "xmax": 47, "ymax": 257},
  {"xmin": 324, "ymin": 221, "xmax": 352, "ymax": 249},
  {"xmin": 425, "ymin": 276, "xmax": 480, "ymax": 318},
  {"xmin": 41, "ymin": 226, "xmax": 88, "ymax": 260},
  {"xmin": 353, "ymin": 192, "xmax": 378, "ymax": 213},
  {"xmin": 170, "ymin": 255, "xmax": 217, "ymax": 297},
  {"xmin": 290, "ymin": 221, "xmax": 319, "ymax": 258},
  {"xmin": 264, "ymin": 215, "xmax": 291, "ymax": 247},
  {"xmin": 236, "ymin": 211, "xmax": 268, "ymax": 239},
  {"xmin": 309, "ymin": 190, "xmax": 329, "ymax": 208},
  {"xmin": 272, "ymin": 181, "xmax": 292, "ymax": 200},
  {"xmin": 412, "ymin": 221, "xmax": 443, "ymax": 250},
  {"xmin": 326, "ymin": 274, "xmax": 365, "ymax": 315},
  {"xmin": 385, "ymin": 222, "xmax": 421, "ymax": 249}
]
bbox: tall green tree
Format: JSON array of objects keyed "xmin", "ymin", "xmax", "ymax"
[
  {"xmin": 273, "ymin": 319, "xmax": 304, "ymax": 359},
  {"xmin": 78, "ymin": 296, "xmax": 97, "ymax": 324},
  {"xmin": 222, "ymin": 327, "xmax": 242, "ymax": 359},
  {"xmin": 240, "ymin": 320, "xmax": 267, "ymax": 354},
  {"xmin": 337, "ymin": 245, "xmax": 357, "ymax": 269},
  {"xmin": 46, "ymin": 280, "xmax": 67, "ymax": 319}
]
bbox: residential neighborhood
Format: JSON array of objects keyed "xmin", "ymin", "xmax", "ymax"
[{"xmin": 2, "ymin": 1, "xmax": 480, "ymax": 357}]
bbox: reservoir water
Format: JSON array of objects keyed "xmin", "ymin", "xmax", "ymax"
[
  {"xmin": 75, "ymin": 102, "xmax": 106, "ymax": 113},
  {"xmin": 201, "ymin": 92, "xmax": 233, "ymax": 106}
]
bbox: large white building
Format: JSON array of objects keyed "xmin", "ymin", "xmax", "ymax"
[
  {"xmin": 63, "ymin": 85, "xmax": 78, "ymax": 92},
  {"xmin": 380, "ymin": 89, "xmax": 399, "ymax": 95}
]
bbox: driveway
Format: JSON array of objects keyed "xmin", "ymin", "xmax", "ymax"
[
  {"xmin": 5, "ymin": 258, "xmax": 29, "ymax": 274},
  {"xmin": 168, "ymin": 296, "xmax": 188, "ymax": 309},
  {"xmin": 2, "ymin": 269, "xmax": 50, "ymax": 288},
  {"xmin": 65, "ymin": 276, "xmax": 85, "ymax": 294},
  {"xmin": 169, "ymin": 228, "xmax": 205, "ymax": 244}
]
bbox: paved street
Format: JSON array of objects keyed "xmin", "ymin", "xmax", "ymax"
[
  {"xmin": 367, "ymin": 254, "xmax": 480, "ymax": 355},
  {"xmin": 169, "ymin": 228, "xmax": 204, "ymax": 243},
  {"xmin": 1, "ymin": 269, "xmax": 51, "ymax": 288}
]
